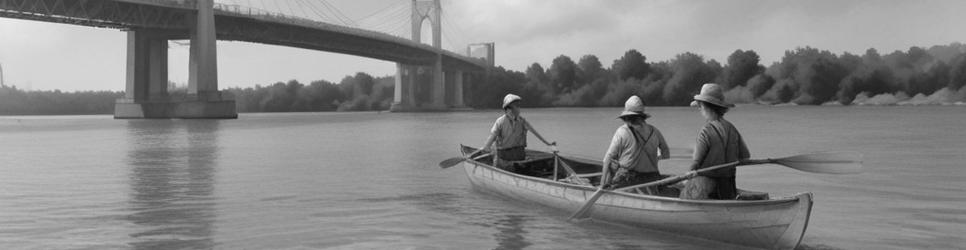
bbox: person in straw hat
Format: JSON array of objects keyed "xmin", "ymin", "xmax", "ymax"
[
  {"xmin": 680, "ymin": 83, "xmax": 750, "ymax": 200},
  {"xmin": 472, "ymin": 94, "xmax": 555, "ymax": 172},
  {"xmin": 600, "ymin": 95, "xmax": 670, "ymax": 193}
]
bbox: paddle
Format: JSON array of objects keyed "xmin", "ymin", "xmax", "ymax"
[
  {"xmin": 566, "ymin": 158, "xmax": 617, "ymax": 222},
  {"xmin": 567, "ymin": 151, "xmax": 863, "ymax": 221},
  {"xmin": 438, "ymin": 151, "xmax": 491, "ymax": 169}
]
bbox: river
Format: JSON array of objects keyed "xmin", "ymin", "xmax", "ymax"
[{"xmin": 1, "ymin": 106, "xmax": 963, "ymax": 249}]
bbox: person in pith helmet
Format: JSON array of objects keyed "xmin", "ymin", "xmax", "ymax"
[
  {"xmin": 680, "ymin": 83, "xmax": 750, "ymax": 200},
  {"xmin": 472, "ymin": 94, "xmax": 555, "ymax": 172},
  {"xmin": 601, "ymin": 95, "xmax": 670, "ymax": 193}
]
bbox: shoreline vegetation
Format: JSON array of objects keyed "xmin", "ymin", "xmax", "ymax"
[{"xmin": 2, "ymin": 43, "xmax": 965, "ymax": 115}]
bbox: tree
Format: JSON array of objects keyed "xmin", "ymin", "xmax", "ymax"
[
  {"xmin": 549, "ymin": 55, "xmax": 578, "ymax": 93},
  {"xmin": 949, "ymin": 54, "xmax": 966, "ymax": 90},
  {"xmin": 721, "ymin": 50, "xmax": 763, "ymax": 89},
  {"xmin": 577, "ymin": 54, "xmax": 605, "ymax": 85},
  {"xmin": 612, "ymin": 49, "xmax": 649, "ymax": 81},
  {"xmin": 662, "ymin": 52, "xmax": 719, "ymax": 105},
  {"xmin": 521, "ymin": 63, "xmax": 552, "ymax": 106}
]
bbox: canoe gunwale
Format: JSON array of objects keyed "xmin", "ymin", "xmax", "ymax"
[{"xmin": 460, "ymin": 144, "xmax": 804, "ymax": 206}]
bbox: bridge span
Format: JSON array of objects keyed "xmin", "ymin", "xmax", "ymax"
[{"xmin": 0, "ymin": 0, "xmax": 494, "ymax": 118}]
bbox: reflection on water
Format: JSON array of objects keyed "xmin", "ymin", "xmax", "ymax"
[
  {"xmin": 492, "ymin": 214, "xmax": 531, "ymax": 250},
  {"xmin": 4, "ymin": 107, "xmax": 963, "ymax": 249},
  {"xmin": 125, "ymin": 120, "xmax": 220, "ymax": 249}
]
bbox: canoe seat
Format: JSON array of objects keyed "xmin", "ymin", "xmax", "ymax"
[{"xmin": 736, "ymin": 190, "xmax": 770, "ymax": 200}]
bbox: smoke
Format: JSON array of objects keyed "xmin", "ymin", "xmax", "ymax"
[
  {"xmin": 851, "ymin": 91, "xmax": 910, "ymax": 105},
  {"xmin": 759, "ymin": 79, "xmax": 797, "ymax": 104},
  {"xmin": 850, "ymin": 87, "xmax": 966, "ymax": 105},
  {"xmin": 724, "ymin": 85, "xmax": 755, "ymax": 104}
]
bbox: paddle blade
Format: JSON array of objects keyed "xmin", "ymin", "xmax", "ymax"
[
  {"xmin": 568, "ymin": 188, "xmax": 606, "ymax": 221},
  {"xmin": 775, "ymin": 151, "xmax": 864, "ymax": 174},
  {"xmin": 438, "ymin": 157, "xmax": 466, "ymax": 169}
]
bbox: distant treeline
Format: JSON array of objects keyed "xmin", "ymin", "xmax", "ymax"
[
  {"xmin": 220, "ymin": 72, "xmax": 395, "ymax": 112},
  {"xmin": 0, "ymin": 85, "xmax": 122, "ymax": 115},
  {"xmin": 470, "ymin": 42, "xmax": 966, "ymax": 108},
  {"xmin": 3, "ymin": 43, "xmax": 965, "ymax": 115}
]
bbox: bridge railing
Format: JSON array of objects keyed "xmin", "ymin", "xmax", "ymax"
[
  {"xmin": 210, "ymin": 2, "xmax": 481, "ymax": 65},
  {"xmin": 114, "ymin": 0, "xmax": 195, "ymax": 8},
  {"xmin": 212, "ymin": 3, "xmax": 409, "ymax": 43}
]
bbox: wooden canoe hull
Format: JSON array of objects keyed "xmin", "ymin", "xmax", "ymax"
[{"xmin": 460, "ymin": 148, "xmax": 812, "ymax": 249}]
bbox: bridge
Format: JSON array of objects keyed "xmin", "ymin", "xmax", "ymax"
[{"xmin": 0, "ymin": 0, "xmax": 494, "ymax": 118}]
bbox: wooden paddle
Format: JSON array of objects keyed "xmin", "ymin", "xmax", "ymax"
[
  {"xmin": 438, "ymin": 151, "xmax": 491, "ymax": 169},
  {"xmin": 567, "ymin": 151, "xmax": 863, "ymax": 221}
]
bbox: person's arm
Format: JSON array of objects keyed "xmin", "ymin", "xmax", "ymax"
[
  {"xmin": 600, "ymin": 129, "xmax": 624, "ymax": 187},
  {"xmin": 655, "ymin": 127, "xmax": 670, "ymax": 160},
  {"xmin": 689, "ymin": 126, "xmax": 711, "ymax": 172},
  {"xmin": 473, "ymin": 133, "xmax": 497, "ymax": 157},
  {"xmin": 523, "ymin": 118, "xmax": 555, "ymax": 146},
  {"xmin": 471, "ymin": 119, "xmax": 502, "ymax": 157}
]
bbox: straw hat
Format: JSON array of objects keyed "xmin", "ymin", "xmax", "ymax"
[
  {"xmin": 618, "ymin": 95, "xmax": 651, "ymax": 119},
  {"xmin": 502, "ymin": 94, "xmax": 522, "ymax": 109},
  {"xmin": 690, "ymin": 83, "xmax": 734, "ymax": 108}
]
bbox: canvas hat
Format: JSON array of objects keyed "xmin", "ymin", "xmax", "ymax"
[
  {"xmin": 502, "ymin": 94, "xmax": 522, "ymax": 109},
  {"xmin": 618, "ymin": 95, "xmax": 651, "ymax": 119},
  {"xmin": 690, "ymin": 83, "xmax": 735, "ymax": 108}
]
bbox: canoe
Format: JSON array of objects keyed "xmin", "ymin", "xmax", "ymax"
[{"xmin": 459, "ymin": 145, "xmax": 812, "ymax": 250}]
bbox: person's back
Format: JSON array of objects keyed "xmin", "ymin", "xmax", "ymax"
[
  {"xmin": 694, "ymin": 119, "xmax": 748, "ymax": 178},
  {"xmin": 681, "ymin": 83, "xmax": 750, "ymax": 200},
  {"xmin": 602, "ymin": 96, "xmax": 669, "ymax": 193}
]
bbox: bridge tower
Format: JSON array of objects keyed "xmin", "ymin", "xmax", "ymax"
[
  {"xmin": 391, "ymin": 0, "xmax": 467, "ymax": 111},
  {"xmin": 114, "ymin": 0, "xmax": 236, "ymax": 119}
]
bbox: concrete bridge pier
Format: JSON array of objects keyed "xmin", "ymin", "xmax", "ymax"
[
  {"xmin": 452, "ymin": 70, "xmax": 465, "ymax": 108},
  {"xmin": 390, "ymin": 63, "xmax": 416, "ymax": 111},
  {"xmin": 390, "ymin": 63, "xmax": 467, "ymax": 111},
  {"xmin": 114, "ymin": 0, "xmax": 236, "ymax": 119},
  {"xmin": 428, "ymin": 55, "xmax": 447, "ymax": 110}
]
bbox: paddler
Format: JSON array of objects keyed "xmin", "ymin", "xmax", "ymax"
[
  {"xmin": 680, "ymin": 83, "xmax": 750, "ymax": 200},
  {"xmin": 471, "ymin": 94, "xmax": 555, "ymax": 172},
  {"xmin": 601, "ymin": 95, "xmax": 670, "ymax": 194}
]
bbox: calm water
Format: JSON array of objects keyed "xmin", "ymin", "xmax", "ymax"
[{"xmin": 1, "ymin": 106, "xmax": 964, "ymax": 249}]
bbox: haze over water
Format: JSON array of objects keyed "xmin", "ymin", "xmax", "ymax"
[{"xmin": 1, "ymin": 106, "xmax": 963, "ymax": 249}]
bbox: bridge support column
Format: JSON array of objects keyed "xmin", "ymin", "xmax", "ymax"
[
  {"xmin": 454, "ymin": 70, "xmax": 465, "ymax": 108},
  {"xmin": 390, "ymin": 63, "xmax": 416, "ymax": 111},
  {"xmin": 114, "ymin": 30, "xmax": 172, "ymax": 118},
  {"xmin": 116, "ymin": 0, "xmax": 235, "ymax": 119},
  {"xmin": 429, "ymin": 55, "xmax": 446, "ymax": 110},
  {"xmin": 184, "ymin": 0, "xmax": 235, "ymax": 118}
]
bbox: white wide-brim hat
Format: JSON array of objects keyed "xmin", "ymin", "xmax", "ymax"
[
  {"xmin": 618, "ymin": 95, "xmax": 651, "ymax": 119},
  {"xmin": 502, "ymin": 94, "xmax": 522, "ymax": 109},
  {"xmin": 690, "ymin": 83, "xmax": 735, "ymax": 108}
]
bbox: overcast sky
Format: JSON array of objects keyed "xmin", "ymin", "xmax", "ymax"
[{"xmin": 1, "ymin": 0, "xmax": 965, "ymax": 91}]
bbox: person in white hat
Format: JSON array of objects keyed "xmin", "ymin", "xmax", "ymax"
[
  {"xmin": 600, "ymin": 95, "xmax": 670, "ymax": 193},
  {"xmin": 473, "ymin": 94, "xmax": 555, "ymax": 172},
  {"xmin": 680, "ymin": 83, "xmax": 750, "ymax": 200}
]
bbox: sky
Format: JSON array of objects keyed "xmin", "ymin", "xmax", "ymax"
[{"xmin": 1, "ymin": 0, "xmax": 965, "ymax": 91}]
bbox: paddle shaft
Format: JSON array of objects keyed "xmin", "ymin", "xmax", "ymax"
[
  {"xmin": 567, "ymin": 159, "xmax": 617, "ymax": 221},
  {"xmin": 613, "ymin": 159, "xmax": 769, "ymax": 192},
  {"xmin": 570, "ymin": 158, "xmax": 768, "ymax": 221},
  {"xmin": 439, "ymin": 152, "xmax": 492, "ymax": 169}
]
